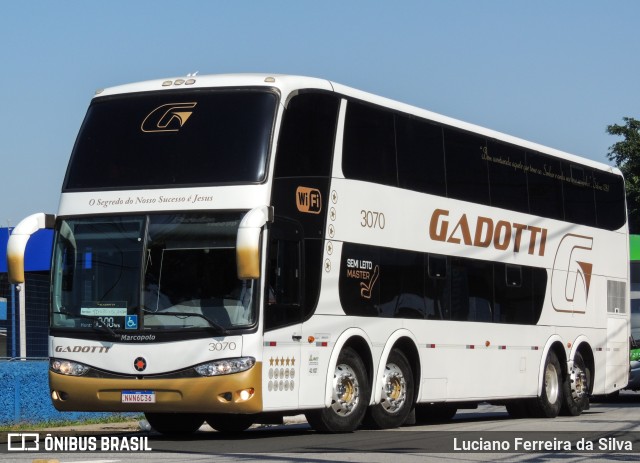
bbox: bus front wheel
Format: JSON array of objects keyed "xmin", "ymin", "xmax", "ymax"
[
  {"xmin": 144, "ymin": 412, "xmax": 204, "ymax": 435},
  {"xmin": 366, "ymin": 349, "xmax": 414, "ymax": 429},
  {"xmin": 305, "ymin": 347, "xmax": 370, "ymax": 433}
]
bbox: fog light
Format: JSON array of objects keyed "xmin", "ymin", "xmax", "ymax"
[
  {"xmin": 52, "ymin": 390, "xmax": 69, "ymax": 401},
  {"xmin": 239, "ymin": 388, "xmax": 255, "ymax": 401}
]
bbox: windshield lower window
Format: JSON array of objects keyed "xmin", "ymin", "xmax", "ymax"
[{"xmin": 51, "ymin": 213, "xmax": 255, "ymax": 335}]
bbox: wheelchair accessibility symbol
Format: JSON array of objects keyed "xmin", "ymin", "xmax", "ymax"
[{"xmin": 125, "ymin": 315, "xmax": 138, "ymax": 330}]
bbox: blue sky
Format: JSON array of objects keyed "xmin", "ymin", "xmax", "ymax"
[{"xmin": 1, "ymin": 1, "xmax": 638, "ymax": 225}]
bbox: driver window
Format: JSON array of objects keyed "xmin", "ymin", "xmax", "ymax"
[
  {"xmin": 268, "ymin": 239, "xmax": 300, "ymax": 305},
  {"xmin": 265, "ymin": 221, "xmax": 303, "ymax": 331}
]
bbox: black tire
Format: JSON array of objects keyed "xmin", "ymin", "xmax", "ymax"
[
  {"xmin": 305, "ymin": 347, "xmax": 370, "ymax": 433},
  {"xmin": 561, "ymin": 351, "xmax": 591, "ymax": 416},
  {"xmin": 144, "ymin": 412, "xmax": 204, "ymax": 435},
  {"xmin": 528, "ymin": 351, "xmax": 563, "ymax": 418},
  {"xmin": 414, "ymin": 403, "xmax": 457, "ymax": 423},
  {"xmin": 206, "ymin": 414, "xmax": 255, "ymax": 433},
  {"xmin": 366, "ymin": 349, "xmax": 414, "ymax": 429}
]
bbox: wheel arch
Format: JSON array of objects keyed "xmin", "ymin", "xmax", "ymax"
[
  {"xmin": 323, "ymin": 328, "xmax": 374, "ymax": 408},
  {"xmin": 537, "ymin": 335, "xmax": 567, "ymax": 396}
]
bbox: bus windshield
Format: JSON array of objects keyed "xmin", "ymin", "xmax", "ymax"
[
  {"xmin": 63, "ymin": 89, "xmax": 278, "ymax": 190},
  {"xmin": 51, "ymin": 213, "xmax": 256, "ymax": 334}
]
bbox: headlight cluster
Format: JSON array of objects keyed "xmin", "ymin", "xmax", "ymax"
[
  {"xmin": 194, "ymin": 357, "xmax": 255, "ymax": 376},
  {"xmin": 50, "ymin": 358, "xmax": 90, "ymax": 376}
]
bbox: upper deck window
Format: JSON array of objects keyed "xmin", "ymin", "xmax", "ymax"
[{"xmin": 63, "ymin": 89, "xmax": 278, "ymax": 190}]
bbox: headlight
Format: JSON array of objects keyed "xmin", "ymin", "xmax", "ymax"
[
  {"xmin": 50, "ymin": 358, "xmax": 90, "ymax": 376},
  {"xmin": 194, "ymin": 357, "xmax": 255, "ymax": 376}
]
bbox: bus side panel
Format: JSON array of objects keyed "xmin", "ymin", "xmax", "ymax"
[{"xmin": 606, "ymin": 316, "xmax": 629, "ymax": 392}]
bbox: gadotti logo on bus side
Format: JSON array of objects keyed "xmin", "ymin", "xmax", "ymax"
[
  {"xmin": 428, "ymin": 209, "xmax": 548, "ymax": 256},
  {"xmin": 550, "ymin": 233, "xmax": 594, "ymax": 313},
  {"xmin": 141, "ymin": 102, "xmax": 197, "ymax": 133}
]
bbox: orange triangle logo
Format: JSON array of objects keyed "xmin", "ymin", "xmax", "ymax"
[{"xmin": 577, "ymin": 261, "xmax": 593, "ymax": 297}]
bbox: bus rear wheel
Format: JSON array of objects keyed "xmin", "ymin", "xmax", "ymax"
[
  {"xmin": 561, "ymin": 351, "xmax": 591, "ymax": 416},
  {"xmin": 528, "ymin": 351, "xmax": 562, "ymax": 418},
  {"xmin": 206, "ymin": 414, "xmax": 255, "ymax": 433},
  {"xmin": 144, "ymin": 412, "xmax": 204, "ymax": 435},
  {"xmin": 305, "ymin": 347, "xmax": 370, "ymax": 433},
  {"xmin": 366, "ymin": 349, "xmax": 414, "ymax": 429}
]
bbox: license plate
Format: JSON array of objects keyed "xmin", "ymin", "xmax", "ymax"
[{"xmin": 121, "ymin": 390, "xmax": 156, "ymax": 403}]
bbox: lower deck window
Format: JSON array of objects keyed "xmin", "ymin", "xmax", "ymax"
[{"xmin": 338, "ymin": 243, "xmax": 546, "ymax": 325}]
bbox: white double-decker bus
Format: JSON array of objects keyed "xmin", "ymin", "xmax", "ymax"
[{"xmin": 7, "ymin": 74, "xmax": 629, "ymax": 434}]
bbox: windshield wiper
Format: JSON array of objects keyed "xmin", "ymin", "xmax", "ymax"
[
  {"xmin": 142, "ymin": 309, "xmax": 230, "ymax": 335},
  {"xmin": 53, "ymin": 309, "xmax": 119, "ymax": 338}
]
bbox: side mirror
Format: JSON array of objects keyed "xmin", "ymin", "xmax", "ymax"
[
  {"xmin": 236, "ymin": 206, "xmax": 273, "ymax": 280},
  {"xmin": 7, "ymin": 213, "xmax": 55, "ymax": 284}
]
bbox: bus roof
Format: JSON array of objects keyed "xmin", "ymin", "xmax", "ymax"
[{"xmin": 94, "ymin": 73, "xmax": 621, "ymax": 176}]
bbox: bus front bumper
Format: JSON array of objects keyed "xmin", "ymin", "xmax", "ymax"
[{"xmin": 49, "ymin": 362, "xmax": 263, "ymax": 413}]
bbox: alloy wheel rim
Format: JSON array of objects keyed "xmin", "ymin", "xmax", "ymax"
[
  {"xmin": 380, "ymin": 362, "xmax": 406, "ymax": 414},
  {"xmin": 331, "ymin": 363, "xmax": 360, "ymax": 417},
  {"xmin": 545, "ymin": 362, "xmax": 560, "ymax": 404}
]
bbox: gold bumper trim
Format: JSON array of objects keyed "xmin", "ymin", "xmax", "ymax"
[{"xmin": 50, "ymin": 362, "xmax": 263, "ymax": 413}]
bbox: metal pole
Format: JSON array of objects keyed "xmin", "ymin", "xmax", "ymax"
[
  {"xmin": 8, "ymin": 225, "xmax": 17, "ymax": 358},
  {"xmin": 18, "ymin": 283, "xmax": 26, "ymax": 358},
  {"xmin": 10, "ymin": 284, "xmax": 16, "ymax": 358}
]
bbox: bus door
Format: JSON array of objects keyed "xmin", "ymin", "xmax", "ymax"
[{"xmin": 262, "ymin": 219, "xmax": 304, "ymax": 410}]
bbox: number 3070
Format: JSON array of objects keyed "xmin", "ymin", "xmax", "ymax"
[
  {"xmin": 360, "ymin": 210, "xmax": 386, "ymax": 229},
  {"xmin": 209, "ymin": 341, "xmax": 236, "ymax": 351}
]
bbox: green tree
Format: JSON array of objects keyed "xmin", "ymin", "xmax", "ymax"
[{"xmin": 606, "ymin": 117, "xmax": 640, "ymax": 234}]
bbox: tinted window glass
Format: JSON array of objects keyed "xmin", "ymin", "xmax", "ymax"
[
  {"xmin": 563, "ymin": 163, "xmax": 596, "ymax": 226},
  {"xmin": 269, "ymin": 240, "xmax": 300, "ymax": 305},
  {"xmin": 394, "ymin": 251, "xmax": 427, "ymax": 319},
  {"xmin": 65, "ymin": 90, "xmax": 277, "ymax": 190},
  {"xmin": 486, "ymin": 141, "xmax": 529, "ymax": 213},
  {"xmin": 303, "ymin": 240, "xmax": 323, "ymax": 318},
  {"xmin": 531, "ymin": 266, "xmax": 547, "ymax": 322},
  {"xmin": 265, "ymin": 233, "xmax": 302, "ymax": 330},
  {"xmin": 443, "ymin": 128, "xmax": 490, "ymax": 204},
  {"xmin": 343, "ymin": 101, "xmax": 397, "ymax": 186},
  {"xmin": 449, "ymin": 258, "xmax": 493, "ymax": 322},
  {"xmin": 526, "ymin": 152, "xmax": 564, "ymax": 221},
  {"xmin": 396, "ymin": 116, "xmax": 446, "ymax": 196},
  {"xmin": 274, "ymin": 92, "xmax": 340, "ymax": 178},
  {"xmin": 377, "ymin": 248, "xmax": 402, "ymax": 317},
  {"xmin": 425, "ymin": 255, "xmax": 449, "ymax": 320},
  {"xmin": 495, "ymin": 264, "xmax": 533, "ymax": 324},
  {"xmin": 338, "ymin": 99, "xmax": 626, "ymax": 231},
  {"xmin": 338, "ymin": 243, "xmax": 547, "ymax": 324},
  {"xmin": 593, "ymin": 170, "xmax": 627, "ymax": 230}
]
